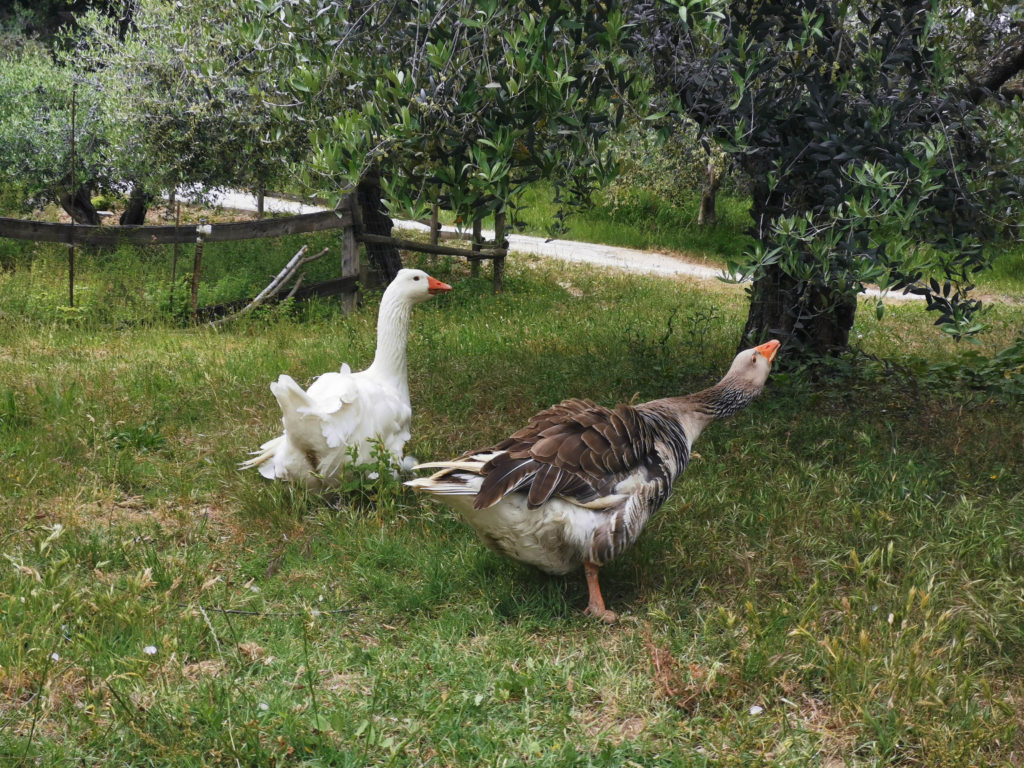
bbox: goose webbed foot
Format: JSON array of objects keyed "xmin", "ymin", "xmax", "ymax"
[
  {"xmin": 583, "ymin": 560, "xmax": 617, "ymax": 624},
  {"xmin": 584, "ymin": 604, "xmax": 618, "ymax": 624}
]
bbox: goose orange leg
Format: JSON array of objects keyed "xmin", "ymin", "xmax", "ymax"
[{"xmin": 583, "ymin": 560, "xmax": 617, "ymax": 624}]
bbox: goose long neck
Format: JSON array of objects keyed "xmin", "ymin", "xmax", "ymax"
[
  {"xmin": 368, "ymin": 290, "xmax": 413, "ymax": 399},
  {"xmin": 649, "ymin": 376, "xmax": 763, "ymax": 446},
  {"xmin": 690, "ymin": 376, "xmax": 763, "ymax": 421}
]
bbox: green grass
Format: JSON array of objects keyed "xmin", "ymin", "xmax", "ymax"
[
  {"xmin": 976, "ymin": 241, "xmax": 1024, "ymax": 298},
  {"xmin": 2, "ymin": 250, "xmax": 1024, "ymax": 766}
]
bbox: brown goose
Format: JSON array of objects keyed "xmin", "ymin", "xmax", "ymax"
[{"xmin": 407, "ymin": 339, "xmax": 781, "ymax": 622}]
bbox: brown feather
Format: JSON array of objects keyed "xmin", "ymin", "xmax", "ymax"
[
  {"xmin": 459, "ymin": 398, "xmax": 660, "ymax": 511},
  {"xmin": 528, "ymin": 463, "xmax": 564, "ymax": 508},
  {"xmin": 474, "ymin": 459, "xmax": 537, "ymax": 509}
]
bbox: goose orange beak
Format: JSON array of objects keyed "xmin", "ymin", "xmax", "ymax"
[
  {"xmin": 755, "ymin": 339, "xmax": 781, "ymax": 363},
  {"xmin": 427, "ymin": 276, "xmax": 452, "ymax": 295}
]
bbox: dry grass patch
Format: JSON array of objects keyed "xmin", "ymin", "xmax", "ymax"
[
  {"xmin": 578, "ymin": 699, "xmax": 650, "ymax": 746},
  {"xmin": 319, "ymin": 669, "xmax": 369, "ymax": 696},
  {"xmin": 181, "ymin": 659, "xmax": 227, "ymax": 681}
]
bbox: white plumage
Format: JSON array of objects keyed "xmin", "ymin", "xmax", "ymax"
[{"xmin": 241, "ymin": 268, "xmax": 451, "ymax": 488}]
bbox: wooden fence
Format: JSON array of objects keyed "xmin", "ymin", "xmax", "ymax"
[
  {"xmin": 0, "ymin": 207, "xmax": 354, "ymax": 246},
  {"xmin": 0, "ymin": 194, "xmax": 509, "ymax": 314}
]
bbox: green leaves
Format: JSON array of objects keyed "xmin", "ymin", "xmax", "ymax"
[
  {"xmin": 0, "ymin": 50, "xmax": 112, "ymax": 205},
  {"xmin": 265, "ymin": 1, "xmax": 633, "ymax": 226},
  {"xmin": 55, "ymin": 0, "xmax": 310, "ymax": 199}
]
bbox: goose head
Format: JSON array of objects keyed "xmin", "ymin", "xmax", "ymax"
[
  {"xmin": 720, "ymin": 339, "xmax": 780, "ymax": 393},
  {"xmin": 385, "ymin": 268, "xmax": 452, "ymax": 306}
]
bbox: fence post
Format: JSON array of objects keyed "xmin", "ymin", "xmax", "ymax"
[
  {"xmin": 190, "ymin": 219, "xmax": 209, "ymax": 322},
  {"xmin": 471, "ymin": 218, "xmax": 482, "ymax": 278},
  {"xmin": 169, "ymin": 202, "xmax": 181, "ymax": 311},
  {"xmin": 341, "ymin": 196, "xmax": 360, "ymax": 312},
  {"xmin": 68, "ymin": 85, "xmax": 76, "ymax": 308},
  {"xmin": 493, "ymin": 210, "xmax": 506, "ymax": 293},
  {"xmin": 68, "ymin": 244, "xmax": 75, "ymax": 308},
  {"xmin": 430, "ymin": 204, "xmax": 440, "ymax": 246}
]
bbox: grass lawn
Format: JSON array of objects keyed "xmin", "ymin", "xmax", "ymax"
[{"xmin": 2, "ymin": 245, "xmax": 1023, "ymax": 766}]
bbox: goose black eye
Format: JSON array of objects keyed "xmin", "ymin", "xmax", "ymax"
[{"xmin": 413, "ymin": 276, "xmax": 420, "ymax": 281}]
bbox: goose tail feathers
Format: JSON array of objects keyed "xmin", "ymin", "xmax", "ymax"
[
  {"xmin": 405, "ymin": 452, "xmax": 505, "ymax": 498},
  {"xmin": 404, "ymin": 474, "xmax": 478, "ymax": 496},
  {"xmin": 238, "ymin": 435, "xmax": 285, "ymax": 479}
]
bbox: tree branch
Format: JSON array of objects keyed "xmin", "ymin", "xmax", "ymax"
[{"xmin": 967, "ymin": 27, "xmax": 1024, "ymax": 104}]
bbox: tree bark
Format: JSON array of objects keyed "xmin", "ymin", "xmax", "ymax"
[
  {"xmin": 740, "ymin": 169, "xmax": 857, "ymax": 356},
  {"xmin": 59, "ymin": 186, "xmax": 100, "ymax": 225},
  {"xmin": 697, "ymin": 160, "xmax": 720, "ymax": 228},
  {"xmin": 966, "ymin": 31, "xmax": 1024, "ymax": 104},
  {"xmin": 741, "ymin": 263, "xmax": 857, "ymax": 357},
  {"xmin": 356, "ymin": 165, "xmax": 403, "ymax": 283},
  {"xmin": 119, "ymin": 185, "xmax": 152, "ymax": 226}
]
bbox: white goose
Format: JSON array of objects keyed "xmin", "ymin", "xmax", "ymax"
[
  {"xmin": 406, "ymin": 339, "xmax": 780, "ymax": 622},
  {"xmin": 242, "ymin": 268, "xmax": 452, "ymax": 488}
]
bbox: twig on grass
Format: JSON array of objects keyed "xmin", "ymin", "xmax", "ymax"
[
  {"xmin": 20, "ymin": 650, "xmax": 55, "ymax": 762},
  {"xmin": 184, "ymin": 602, "xmax": 357, "ymax": 618},
  {"xmin": 198, "ymin": 605, "xmax": 240, "ymax": 763}
]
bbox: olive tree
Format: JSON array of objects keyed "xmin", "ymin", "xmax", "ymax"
[
  {"xmin": 638, "ymin": 0, "xmax": 1024, "ymax": 357},
  {"xmin": 240, "ymin": 0, "xmax": 635, "ymax": 278},
  {"xmin": 65, "ymin": 0, "xmax": 309, "ymax": 224},
  {"xmin": 0, "ymin": 47, "xmax": 113, "ymax": 224}
]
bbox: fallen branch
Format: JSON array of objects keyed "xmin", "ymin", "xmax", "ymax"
[
  {"xmin": 284, "ymin": 272, "xmax": 306, "ymax": 301},
  {"xmin": 209, "ymin": 245, "xmax": 328, "ymax": 327}
]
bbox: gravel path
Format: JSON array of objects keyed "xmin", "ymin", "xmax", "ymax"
[{"xmin": 188, "ymin": 187, "xmax": 919, "ymax": 301}]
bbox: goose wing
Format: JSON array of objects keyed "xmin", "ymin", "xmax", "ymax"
[
  {"xmin": 272, "ymin": 366, "xmax": 410, "ymax": 477},
  {"xmin": 472, "ymin": 398, "xmax": 659, "ymax": 510}
]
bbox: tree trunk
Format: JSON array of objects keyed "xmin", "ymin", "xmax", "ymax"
[
  {"xmin": 738, "ymin": 167, "xmax": 857, "ymax": 359},
  {"xmin": 356, "ymin": 165, "xmax": 403, "ymax": 283},
  {"xmin": 59, "ymin": 186, "xmax": 100, "ymax": 225},
  {"xmin": 697, "ymin": 161, "xmax": 720, "ymax": 227},
  {"xmin": 966, "ymin": 30, "xmax": 1024, "ymax": 104},
  {"xmin": 741, "ymin": 263, "xmax": 857, "ymax": 357},
  {"xmin": 119, "ymin": 185, "xmax": 152, "ymax": 226}
]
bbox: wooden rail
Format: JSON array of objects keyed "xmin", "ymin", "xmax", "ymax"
[
  {"xmin": 0, "ymin": 207, "xmax": 352, "ymax": 246},
  {"xmin": 359, "ymin": 233, "xmax": 506, "ymax": 261}
]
